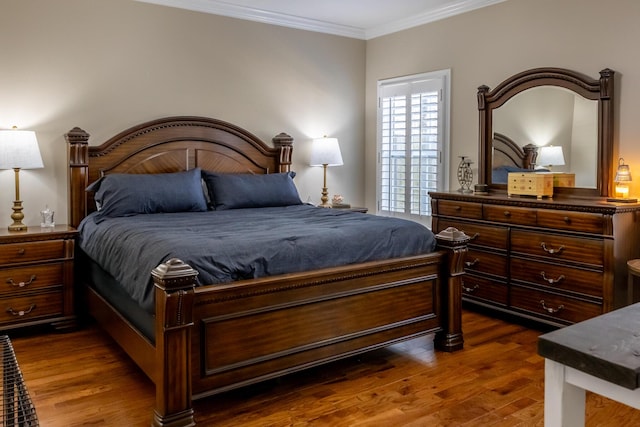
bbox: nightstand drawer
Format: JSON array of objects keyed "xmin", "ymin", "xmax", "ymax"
[
  {"xmin": 0, "ymin": 264, "xmax": 63, "ymax": 295},
  {"xmin": 0, "ymin": 292, "xmax": 63, "ymax": 326},
  {"xmin": 0, "ymin": 240, "xmax": 66, "ymax": 265}
]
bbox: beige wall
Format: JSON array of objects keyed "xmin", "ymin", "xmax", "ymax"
[
  {"xmin": 365, "ymin": 0, "xmax": 640, "ymax": 209},
  {"xmin": 0, "ymin": 0, "xmax": 365, "ymax": 226},
  {"xmin": 5, "ymin": 0, "xmax": 640, "ymax": 228}
]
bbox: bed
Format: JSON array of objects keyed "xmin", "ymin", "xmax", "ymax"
[
  {"xmin": 491, "ymin": 132, "xmax": 539, "ymax": 183},
  {"xmin": 65, "ymin": 116, "xmax": 469, "ymax": 427}
]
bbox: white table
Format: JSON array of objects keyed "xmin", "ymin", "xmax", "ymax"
[{"xmin": 538, "ymin": 303, "xmax": 640, "ymax": 426}]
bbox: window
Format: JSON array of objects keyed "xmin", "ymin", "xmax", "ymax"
[{"xmin": 377, "ymin": 70, "xmax": 450, "ymax": 222}]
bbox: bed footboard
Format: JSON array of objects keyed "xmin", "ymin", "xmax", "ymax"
[{"xmin": 149, "ymin": 229, "xmax": 468, "ymax": 427}]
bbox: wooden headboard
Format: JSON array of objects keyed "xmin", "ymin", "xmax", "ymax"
[
  {"xmin": 65, "ymin": 116, "xmax": 294, "ymax": 228},
  {"xmin": 492, "ymin": 132, "xmax": 538, "ymax": 169}
]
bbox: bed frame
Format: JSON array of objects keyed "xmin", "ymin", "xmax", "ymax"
[
  {"xmin": 492, "ymin": 132, "xmax": 538, "ymax": 169},
  {"xmin": 65, "ymin": 116, "xmax": 468, "ymax": 427}
]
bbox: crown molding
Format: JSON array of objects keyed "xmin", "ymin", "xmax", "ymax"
[
  {"xmin": 365, "ymin": 0, "xmax": 508, "ymax": 39},
  {"xmin": 135, "ymin": 0, "xmax": 508, "ymax": 40}
]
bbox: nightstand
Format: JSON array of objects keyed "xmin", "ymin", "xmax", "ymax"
[
  {"xmin": 0, "ymin": 225, "xmax": 77, "ymax": 332},
  {"xmin": 332, "ymin": 206, "xmax": 368, "ymax": 213}
]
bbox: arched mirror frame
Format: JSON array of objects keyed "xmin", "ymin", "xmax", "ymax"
[{"xmin": 477, "ymin": 67, "xmax": 615, "ymax": 198}]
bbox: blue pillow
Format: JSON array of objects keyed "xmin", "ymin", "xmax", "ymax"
[
  {"xmin": 89, "ymin": 168, "xmax": 208, "ymax": 219},
  {"xmin": 203, "ymin": 171, "xmax": 302, "ymax": 210}
]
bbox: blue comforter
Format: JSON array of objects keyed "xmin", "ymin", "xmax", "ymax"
[{"xmin": 78, "ymin": 205, "xmax": 437, "ymax": 314}]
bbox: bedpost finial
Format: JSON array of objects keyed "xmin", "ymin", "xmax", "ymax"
[
  {"xmin": 65, "ymin": 127, "xmax": 90, "ymax": 144},
  {"xmin": 152, "ymin": 258, "xmax": 198, "ymax": 290}
]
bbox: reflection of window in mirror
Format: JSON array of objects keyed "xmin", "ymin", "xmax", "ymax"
[{"xmin": 493, "ymin": 86, "xmax": 598, "ymax": 188}]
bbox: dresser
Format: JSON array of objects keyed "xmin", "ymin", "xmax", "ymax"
[
  {"xmin": 430, "ymin": 192, "xmax": 640, "ymax": 327},
  {"xmin": 0, "ymin": 226, "xmax": 77, "ymax": 331}
]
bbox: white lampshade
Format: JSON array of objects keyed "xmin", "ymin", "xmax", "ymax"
[
  {"xmin": 310, "ymin": 137, "xmax": 343, "ymax": 167},
  {"xmin": 537, "ymin": 145, "xmax": 565, "ymax": 167},
  {"xmin": 0, "ymin": 129, "xmax": 44, "ymax": 170}
]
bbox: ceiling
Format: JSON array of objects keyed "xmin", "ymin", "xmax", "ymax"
[{"xmin": 135, "ymin": 0, "xmax": 508, "ymax": 39}]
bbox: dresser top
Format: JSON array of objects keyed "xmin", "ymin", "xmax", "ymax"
[{"xmin": 429, "ymin": 191, "xmax": 640, "ymax": 214}]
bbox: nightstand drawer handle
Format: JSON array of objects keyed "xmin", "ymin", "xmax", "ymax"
[
  {"xmin": 16, "ymin": 248, "xmax": 25, "ymax": 256},
  {"xmin": 6, "ymin": 304, "xmax": 36, "ymax": 317},
  {"xmin": 6, "ymin": 275, "xmax": 36, "ymax": 288},
  {"xmin": 540, "ymin": 300, "xmax": 564, "ymax": 314},
  {"xmin": 541, "ymin": 242, "xmax": 565, "ymax": 255},
  {"xmin": 540, "ymin": 271, "xmax": 565, "ymax": 284},
  {"xmin": 503, "ymin": 211, "xmax": 511, "ymax": 217}
]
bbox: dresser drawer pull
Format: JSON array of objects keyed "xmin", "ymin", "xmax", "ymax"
[
  {"xmin": 540, "ymin": 300, "xmax": 564, "ymax": 314},
  {"xmin": 462, "ymin": 284, "xmax": 480, "ymax": 293},
  {"xmin": 6, "ymin": 304, "xmax": 36, "ymax": 317},
  {"xmin": 503, "ymin": 211, "xmax": 511, "ymax": 217},
  {"xmin": 541, "ymin": 242, "xmax": 565, "ymax": 255},
  {"xmin": 454, "ymin": 205, "xmax": 462, "ymax": 211},
  {"xmin": 6, "ymin": 275, "xmax": 36, "ymax": 288},
  {"xmin": 540, "ymin": 271, "xmax": 565, "ymax": 284},
  {"xmin": 465, "ymin": 258, "xmax": 480, "ymax": 268},
  {"xmin": 16, "ymin": 248, "xmax": 26, "ymax": 256},
  {"xmin": 563, "ymin": 216, "xmax": 571, "ymax": 224}
]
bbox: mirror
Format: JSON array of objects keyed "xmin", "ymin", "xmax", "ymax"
[{"xmin": 477, "ymin": 67, "xmax": 615, "ymax": 198}]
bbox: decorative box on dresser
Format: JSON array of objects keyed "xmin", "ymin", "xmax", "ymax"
[
  {"xmin": 430, "ymin": 192, "xmax": 640, "ymax": 326},
  {"xmin": 0, "ymin": 225, "xmax": 77, "ymax": 331}
]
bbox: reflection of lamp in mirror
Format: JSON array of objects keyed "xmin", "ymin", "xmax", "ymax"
[
  {"xmin": 608, "ymin": 158, "xmax": 637, "ymax": 203},
  {"xmin": 0, "ymin": 128, "xmax": 44, "ymax": 231},
  {"xmin": 536, "ymin": 145, "xmax": 565, "ymax": 170},
  {"xmin": 310, "ymin": 136, "xmax": 343, "ymax": 208}
]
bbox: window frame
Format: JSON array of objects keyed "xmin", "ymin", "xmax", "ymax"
[{"xmin": 376, "ymin": 69, "xmax": 451, "ymax": 223}]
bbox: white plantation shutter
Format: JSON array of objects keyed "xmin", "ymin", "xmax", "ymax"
[{"xmin": 377, "ymin": 70, "xmax": 450, "ymax": 221}]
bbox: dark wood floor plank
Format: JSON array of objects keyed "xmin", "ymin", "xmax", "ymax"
[{"xmin": 6, "ymin": 310, "xmax": 640, "ymax": 426}]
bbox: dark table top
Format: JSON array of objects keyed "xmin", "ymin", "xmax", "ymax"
[{"xmin": 538, "ymin": 303, "xmax": 640, "ymax": 390}]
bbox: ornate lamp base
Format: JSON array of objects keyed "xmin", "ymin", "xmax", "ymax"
[{"xmin": 8, "ymin": 200, "xmax": 27, "ymax": 231}]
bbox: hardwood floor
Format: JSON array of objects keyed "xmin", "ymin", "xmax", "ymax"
[{"xmin": 8, "ymin": 309, "xmax": 640, "ymax": 426}]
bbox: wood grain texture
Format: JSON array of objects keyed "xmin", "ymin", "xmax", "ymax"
[{"xmin": 9, "ymin": 310, "xmax": 640, "ymax": 426}]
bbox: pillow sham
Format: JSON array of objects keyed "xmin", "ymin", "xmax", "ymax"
[
  {"xmin": 88, "ymin": 168, "xmax": 208, "ymax": 219},
  {"xmin": 203, "ymin": 171, "xmax": 302, "ymax": 210}
]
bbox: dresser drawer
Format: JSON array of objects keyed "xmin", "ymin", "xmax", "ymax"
[
  {"xmin": 466, "ymin": 249, "xmax": 507, "ymax": 278},
  {"xmin": 0, "ymin": 240, "xmax": 66, "ymax": 265},
  {"xmin": 483, "ymin": 205, "xmax": 536, "ymax": 226},
  {"xmin": 461, "ymin": 275, "xmax": 508, "ymax": 306},
  {"xmin": 536, "ymin": 210, "xmax": 604, "ymax": 234},
  {"xmin": 437, "ymin": 219, "xmax": 508, "ymax": 250},
  {"xmin": 436, "ymin": 200, "xmax": 483, "ymax": 219},
  {"xmin": 0, "ymin": 292, "xmax": 63, "ymax": 326},
  {"xmin": 511, "ymin": 258, "xmax": 603, "ymax": 298},
  {"xmin": 511, "ymin": 230, "xmax": 604, "ymax": 267},
  {"xmin": 510, "ymin": 285, "xmax": 602, "ymax": 325},
  {"xmin": 0, "ymin": 264, "xmax": 63, "ymax": 296}
]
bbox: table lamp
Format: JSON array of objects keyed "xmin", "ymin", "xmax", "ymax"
[
  {"xmin": 0, "ymin": 128, "xmax": 44, "ymax": 231},
  {"xmin": 537, "ymin": 145, "xmax": 565, "ymax": 170},
  {"xmin": 310, "ymin": 137, "xmax": 343, "ymax": 208}
]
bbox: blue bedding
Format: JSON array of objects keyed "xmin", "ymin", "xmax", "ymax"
[{"xmin": 78, "ymin": 205, "xmax": 437, "ymax": 314}]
